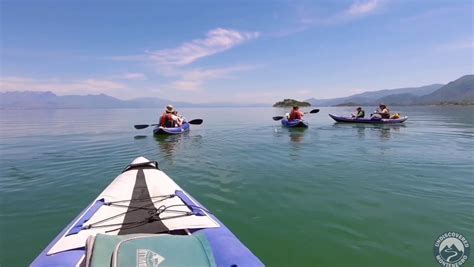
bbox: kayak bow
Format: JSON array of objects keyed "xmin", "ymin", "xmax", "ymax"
[{"xmin": 31, "ymin": 157, "xmax": 263, "ymax": 267}]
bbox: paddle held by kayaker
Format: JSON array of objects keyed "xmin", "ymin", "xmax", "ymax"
[{"xmin": 173, "ymin": 110, "xmax": 184, "ymax": 126}]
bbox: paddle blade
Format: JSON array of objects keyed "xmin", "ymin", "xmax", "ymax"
[
  {"xmin": 188, "ymin": 119, "xmax": 203, "ymax": 125},
  {"xmin": 309, "ymin": 109, "xmax": 320, "ymax": 114},
  {"xmin": 134, "ymin": 124, "xmax": 150, "ymax": 129},
  {"xmin": 273, "ymin": 116, "xmax": 284, "ymax": 121}
]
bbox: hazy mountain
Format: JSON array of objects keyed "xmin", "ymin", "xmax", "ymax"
[
  {"xmin": 0, "ymin": 91, "xmax": 61, "ymax": 109},
  {"xmin": 375, "ymin": 75, "xmax": 474, "ymax": 105},
  {"xmin": 418, "ymin": 75, "xmax": 474, "ymax": 104},
  {"xmin": 374, "ymin": 93, "xmax": 419, "ymax": 106},
  {"xmin": 0, "ymin": 91, "xmax": 127, "ymax": 109},
  {"xmin": 307, "ymin": 84, "xmax": 444, "ymax": 106},
  {"xmin": 306, "ymin": 75, "xmax": 474, "ymax": 106},
  {"xmin": 2, "ymin": 75, "xmax": 471, "ymax": 109},
  {"xmin": 56, "ymin": 94, "xmax": 126, "ymax": 108},
  {"xmin": 354, "ymin": 84, "xmax": 443, "ymax": 99},
  {"xmin": 0, "ymin": 91, "xmax": 267, "ymax": 109}
]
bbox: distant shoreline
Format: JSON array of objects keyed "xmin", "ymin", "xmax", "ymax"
[
  {"xmin": 332, "ymin": 102, "xmax": 474, "ymax": 107},
  {"xmin": 2, "ymin": 103, "xmax": 474, "ymax": 110}
]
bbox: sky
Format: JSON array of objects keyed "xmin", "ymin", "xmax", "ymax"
[{"xmin": 0, "ymin": 0, "xmax": 473, "ymax": 103}]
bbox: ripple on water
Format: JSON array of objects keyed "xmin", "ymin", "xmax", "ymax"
[{"xmin": 1, "ymin": 107, "xmax": 473, "ymax": 267}]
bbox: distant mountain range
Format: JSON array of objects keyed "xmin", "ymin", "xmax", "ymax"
[
  {"xmin": 1, "ymin": 75, "xmax": 472, "ymax": 109},
  {"xmin": 306, "ymin": 75, "xmax": 474, "ymax": 106},
  {"xmin": 0, "ymin": 92, "xmax": 267, "ymax": 109}
]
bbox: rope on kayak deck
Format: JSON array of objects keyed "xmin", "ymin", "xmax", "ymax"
[
  {"xmin": 85, "ymin": 195, "xmax": 176, "ymax": 229},
  {"xmin": 84, "ymin": 201, "xmax": 212, "ymax": 233},
  {"xmin": 106, "ymin": 194, "xmax": 175, "ymax": 205},
  {"xmin": 104, "ymin": 205, "xmax": 194, "ymax": 233}
]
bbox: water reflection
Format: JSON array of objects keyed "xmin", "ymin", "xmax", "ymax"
[
  {"xmin": 154, "ymin": 134, "xmax": 185, "ymax": 161},
  {"xmin": 153, "ymin": 134, "xmax": 203, "ymax": 162},
  {"xmin": 273, "ymin": 127, "xmax": 307, "ymax": 144},
  {"xmin": 288, "ymin": 128, "xmax": 306, "ymax": 143},
  {"xmin": 333, "ymin": 123, "xmax": 406, "ymax": 140}
]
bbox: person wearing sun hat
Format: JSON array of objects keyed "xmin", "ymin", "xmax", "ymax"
[{"xmin": 160, "ymin": 104, "xmax": 177, "ymax": 127}]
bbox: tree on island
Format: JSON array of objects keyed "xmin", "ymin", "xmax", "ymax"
[{"xmin": 273, "ymin": 99, "xmax": 311, "ymax": 107}]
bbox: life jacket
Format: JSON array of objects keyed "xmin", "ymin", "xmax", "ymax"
[
  {"xmin": 289, "ymin": 110, "xmax": 302, "ymax": 120},
  {"xmin": 160, "ymin": 113, "xmax": 174, "ymax": 127}
]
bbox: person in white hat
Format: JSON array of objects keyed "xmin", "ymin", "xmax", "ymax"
[{"xmin": 159, "ymin": 105, "xmax": 178, "ymax": 127}]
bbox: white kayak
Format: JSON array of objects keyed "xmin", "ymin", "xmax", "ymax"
[{"xmin": 31, "ymin": 157, "xmax": 264, "ymax": 266}]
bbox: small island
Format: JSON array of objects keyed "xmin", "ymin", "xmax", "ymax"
[{"xmin": 273, "ymin": 99, "xmax": 311, "ymax": 107}]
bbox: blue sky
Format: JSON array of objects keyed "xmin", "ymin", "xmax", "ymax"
[{"xmin": 1, "ymin": 0, "xmax": 472, "ymax": 103}]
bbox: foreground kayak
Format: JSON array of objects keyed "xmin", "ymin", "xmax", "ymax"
[
  {"xmin": 31, "ymin": 157, "xmax": 263, "ymax": 267},
  {"xmin": 329, "ymin": 114, "xmax": 408, "ymax": 124},
  {"xmin": 281, "ymin": 118, "xmax": 308, "ymax": 128},
  {"xmin": 153, "ymin": 121, "xmax": 190, "ymax": 135}
]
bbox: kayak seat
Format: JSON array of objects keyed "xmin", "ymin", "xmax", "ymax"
[{"xmin": 86, "ymin": 233, "xmax": 217, "ymax": 267}]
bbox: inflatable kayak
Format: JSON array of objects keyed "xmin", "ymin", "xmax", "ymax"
[
  {"xmin": 329, "ymin": 114, "xmax": 408, "ymax": 124},
  {"xmin": 281, "ymin": 118, "xmax": 308, "ymax": 128},
  {"xmin": 31, "ymin": 157, "xmax": 263, "ymax": 267},
  {"xmin": 153, "ymin": 121, "xmax": 190, "ymax": 135}
]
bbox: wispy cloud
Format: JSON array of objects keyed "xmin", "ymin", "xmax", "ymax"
[
  {"xmin": 113, "ymin": 28, "xmax": 260, "ymax": 67},
  {"xmin": 110, "ymin": 28, "xmax": 260, "ymax": 92},
  {"xmin": 273, "ymin": 0, "xmax": 383, "ymax": 37},
  {"xmin": 0, "ymin": 76, "xmax": 127, "ymax": 95},
  {"xmin": 150, "ymin": 28, "xmax": 259, "ymax": 67},
  {"xmin": 347, "ymin": 0, "xmax": 380, "ymax": 16}
]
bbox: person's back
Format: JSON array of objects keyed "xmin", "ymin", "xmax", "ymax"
[
  {"xmin": 380, "ymin": 106, "xmax": 390, "ymax": 119},
  {"xmin": 160, "ymin": 105, "xmax": 177, "ymax": 127},
  {"xmin": 160, "ymin": 112, "xmax": 175, "ymax": 127},
  {"xmin": 173, "ymin": 111, "xmax": 183, "ymax": 126},
  {"xmin": 289, "ymin": 106, "xmax": 303, "ymax": 120}
]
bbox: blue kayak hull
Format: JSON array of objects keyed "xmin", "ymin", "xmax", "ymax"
[
  {"xmin": 281, "ymin": 119, "xmax": 308, "ymax": 128},
  {"xmin": 31, "ymin": 157, "xmax": 264, "ymax": 267},
  {"xmin": 329, "ymin": 114, "xmax": 408, "ymax": 124},
  {"xmin": 153, "ymin": 122, "xmax": 190, "ymax": 135}
]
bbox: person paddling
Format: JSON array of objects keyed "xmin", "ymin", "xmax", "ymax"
[
  {"xmin": 160, "ymin": 105, "xmax": 177, "ymax": 127},
  {"xmin": 371, "ymin": 104, "xmax": 390, "ymax": 119},
  {"xmin": 352, "ymin": 107, "xmax": 365, "ymax": 118},
  {"xmin": 288, "ymin": 106, "xmax": 304, "ymax": 121},
  {"xmin": 173, "ymin": 110, "xmax": 184, "ymax": 127}
]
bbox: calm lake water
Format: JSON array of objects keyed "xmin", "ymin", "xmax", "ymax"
[{"xmin": 0, "ymin": 106, "xmax": 473, "ymax": 266}]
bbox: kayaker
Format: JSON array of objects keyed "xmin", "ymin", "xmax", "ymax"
[
  {"xmin": 173, "ymin": 110, "xmax": 184, "ymax": 126},
  {"xmin": 372, "ymin": 104, "xmax": 390, "ymax": 119},
  {"xmin": 289, "ymin": 106, "xmax": 304, "ymax": 121},
  {"xmin": 352, "ymin": 107, "xmax": 365, "ymax": 118},
  {"xmin": 160, "ymin": 105, "xmax": 177, "ymax": 127}
]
